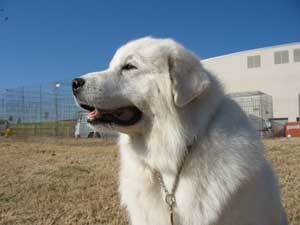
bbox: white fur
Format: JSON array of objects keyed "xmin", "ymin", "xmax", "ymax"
[{"xmin": 74, "ymin": 37, "xmax": 287, "ymax": 225}]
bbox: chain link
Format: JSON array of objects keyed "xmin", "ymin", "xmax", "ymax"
[{"xmin": 154, "ymin": 144, "xmax": 192, "ymax": 225}]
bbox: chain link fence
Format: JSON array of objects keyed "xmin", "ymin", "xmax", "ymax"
[
  {"xmin": 0, "ymin": 79, "xmax": 79, "ymax": 137},
  {"xmin": 0, "ymin": 79, "xmax": 119, "ymax": 140}
]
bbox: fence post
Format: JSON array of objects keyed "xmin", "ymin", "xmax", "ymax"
[
  {"xmin": 55, "ymin": 85, "xmax": 58, "ymax": 137},
  {"xmin": 39, "ymin": 84, "xmax": 42, "ymax": 135}
]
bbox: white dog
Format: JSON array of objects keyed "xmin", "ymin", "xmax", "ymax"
[{"xmin": 72, "ymin": 37, "xmax": 287, "ymax": 225}]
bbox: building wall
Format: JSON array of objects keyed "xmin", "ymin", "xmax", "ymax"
[{"xmin": 202, "ymin": 43, "xmax": 300, "ymax": 121}]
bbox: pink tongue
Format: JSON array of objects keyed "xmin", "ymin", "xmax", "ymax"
[{"xmin": 87, "ymin": 109, "xmax": 100, "ymax": 120}]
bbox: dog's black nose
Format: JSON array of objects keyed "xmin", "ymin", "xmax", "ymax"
[{"xmin": 72, "ymin": 78, "xmax": 85, "ymax": 91}]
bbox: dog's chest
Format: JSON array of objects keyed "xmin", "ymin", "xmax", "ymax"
[
  {"xmin": 118, "ymin": 143, "xmax": 227, "ymax": 225},
  {"xmin": 119, "ymin": 161, "xmax": 202, "ymax": 225}
]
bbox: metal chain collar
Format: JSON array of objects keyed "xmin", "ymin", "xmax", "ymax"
[{"xmin": 153, "ymin": 144, "xmax": 192, "ymax": 225}]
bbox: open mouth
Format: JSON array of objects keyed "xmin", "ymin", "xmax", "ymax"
[{"xmin": 80, "ymin": 104, "xmax": 142, "ymax": 126}]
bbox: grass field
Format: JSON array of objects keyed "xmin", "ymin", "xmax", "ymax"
[
  {"xmin": 0, "ymin": 138, "xmax": 299, "ymax": 225},
  {"xmin": 11, "ymin": 120, "xmax": 76, "ymax": 137}
]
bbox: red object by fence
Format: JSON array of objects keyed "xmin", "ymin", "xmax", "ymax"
[{"xmin": 285, "ymin": 122, "xmax": 300, "ymax": 137}]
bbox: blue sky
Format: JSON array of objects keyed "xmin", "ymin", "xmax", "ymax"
[{"xmin": 0, "ymin": 0, "xmax": 299, "ymax": 89}]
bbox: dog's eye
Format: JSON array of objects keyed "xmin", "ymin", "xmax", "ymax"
[{"xmin": 121, "ymin": 63, "xmax": 137, "ymax": 71}]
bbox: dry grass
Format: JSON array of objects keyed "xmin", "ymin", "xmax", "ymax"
[
  {"xmin": 0, "ymin": 138, "xmax": 127, "ymax": 225},
  {"xmin": 0, "ymin": 137, "xmax": 299, "ymax": 225},
  {"xmin": 265, "ymin": 138, "xmax": 300, "ymax": 225}
]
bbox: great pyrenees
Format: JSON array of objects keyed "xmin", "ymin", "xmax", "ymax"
[{"xmin": 72, "ymin": 37, "xmax": 287, "ymax": 225}]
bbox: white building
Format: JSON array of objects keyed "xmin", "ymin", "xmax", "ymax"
[{"xmin": 203, "ymin": 42, "xmax": 300, "ymax": 122}]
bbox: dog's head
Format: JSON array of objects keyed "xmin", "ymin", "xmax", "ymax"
[{"xmin": 72, "ymin": 37, "xmax": 211, "ymax": 135}]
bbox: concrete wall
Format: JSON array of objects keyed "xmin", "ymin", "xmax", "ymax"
[{"xmin": 202, "ymin": 43, "xmax": 300, "ymax": 121}]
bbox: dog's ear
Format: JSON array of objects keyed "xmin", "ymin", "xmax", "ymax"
[{"xmin": 168, "ymin": 46, "xmax": 210, "ymax": 107}]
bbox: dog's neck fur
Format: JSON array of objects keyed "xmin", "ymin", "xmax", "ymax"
[{"xmin": 122, "ymin": 74, "xmax": 224, "ymax": 174}]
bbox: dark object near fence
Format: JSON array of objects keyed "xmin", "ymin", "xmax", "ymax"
[{"xmin": 269, "ymin": 118, "xmax": 288, "ymax": 137}]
